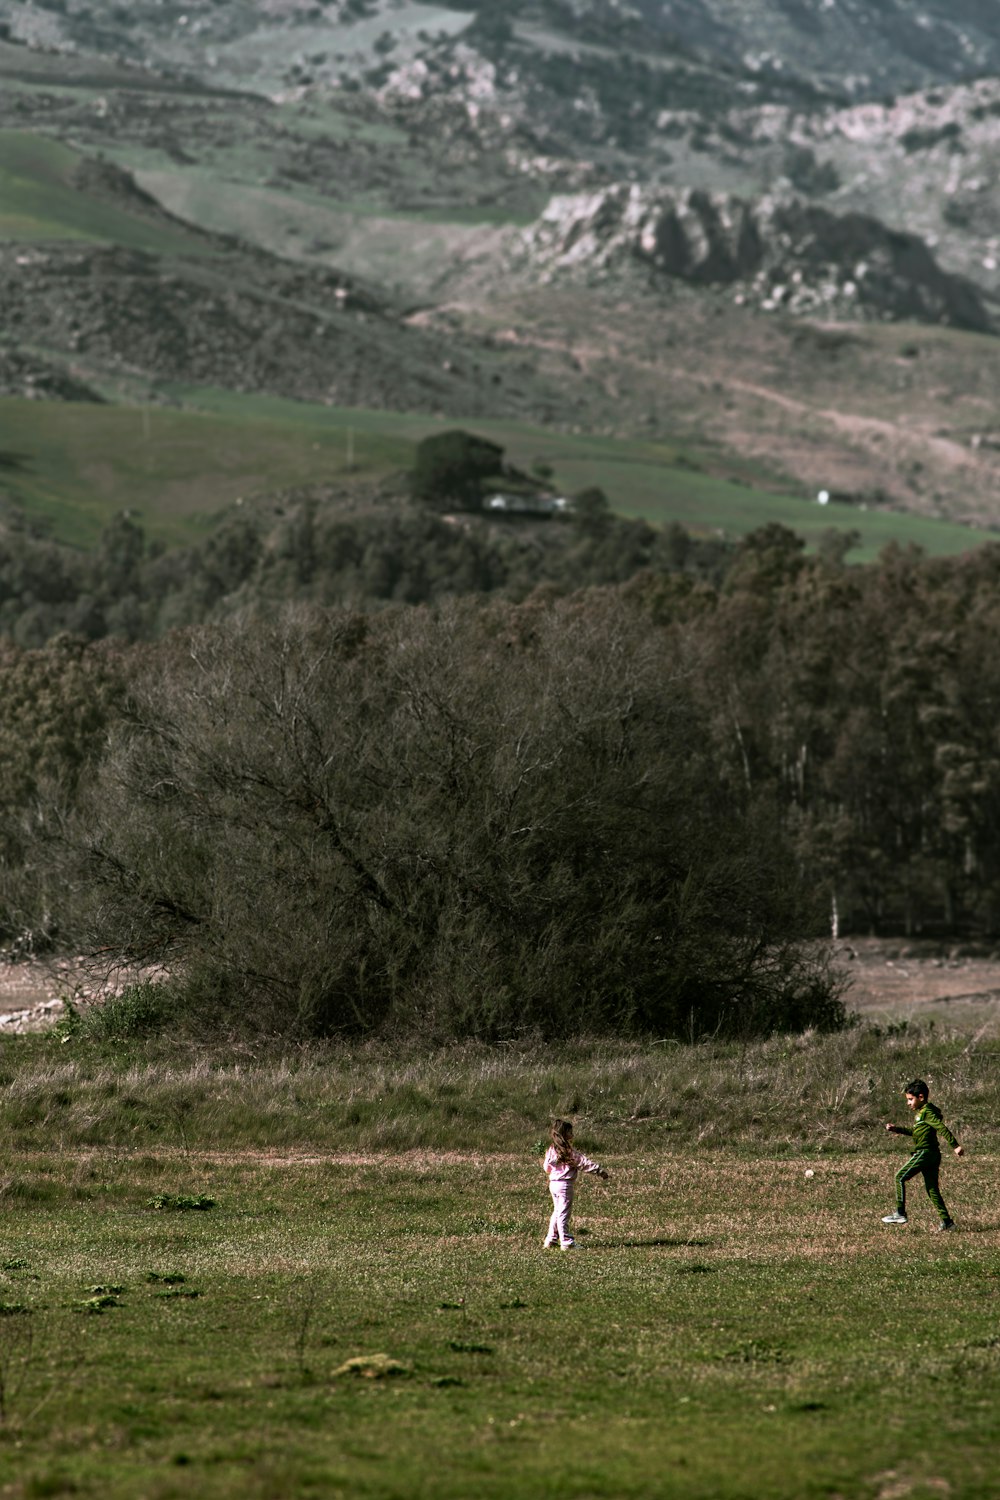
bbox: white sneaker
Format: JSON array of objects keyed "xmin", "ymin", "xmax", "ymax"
[
  {"xmin": 560, "ymin": 1241, "xmax": 575, "ymax": 1250},
  {"xmin": 881, "ymin": 1212, "xmax": 907, "ymax": 1225}
]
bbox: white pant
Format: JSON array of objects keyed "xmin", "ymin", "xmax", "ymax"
[{"xmin": 546, "ymin": 1181, "xmax": 575, "ymax": 1246}]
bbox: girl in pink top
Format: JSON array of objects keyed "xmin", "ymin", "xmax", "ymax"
[{"xmin": 542, "ymin": 1119, "xmax": 608, "ymax": 1250}]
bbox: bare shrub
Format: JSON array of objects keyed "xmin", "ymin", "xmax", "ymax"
[{"xmin": 29, "ymin": 598, "xmax": 841, "ymax": 1041}]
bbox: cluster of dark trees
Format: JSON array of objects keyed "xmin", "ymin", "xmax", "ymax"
[
  {"xmin": 6, "ymin": 520, "xmax": 1000, "ymax": 1042},
  {"xmin": 0, "ymin": 589, "xmax": 839, "ymax": 1042},
  {"xmin": 0, "ymin": 485, "xmax": 733, "ymax": 647}
]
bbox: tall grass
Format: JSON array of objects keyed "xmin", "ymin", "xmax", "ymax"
[{"xmin": 4, "ymin": 1020, "xmax": 995, "ymax": 1156}]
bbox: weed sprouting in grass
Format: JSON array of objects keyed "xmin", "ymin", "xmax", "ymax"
[
  {"xmin": 286, "ymin": 1274, "xmax": 328, "ymax": 1381},
  {"xmin": 72, "ymin": 982, "xmax": 171, "ymax": 1044},
  {"xmin": 78, "ymin": 1294, "xmax": 121, "ymax": 1314},
  {"xmin": 720, "ymin": 1339, "xmax": 791, "ymax": 1368}
]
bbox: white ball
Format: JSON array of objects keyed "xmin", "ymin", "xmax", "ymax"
[{"xmin": 804, "ymin": 1169, "xmax": 815, "ymax": 1178}]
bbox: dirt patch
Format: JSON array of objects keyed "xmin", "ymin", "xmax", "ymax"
[
  {"xmin": 836, "ymin": 937, "xmax": 1000, "ymax": 1015},
  {"xmin": 0, "ymin": 955, "xmax": 165, "ymax": 1031},
  {"xmin": 0, "ymin": 957, "xmax": 76, "ymax": 1017}
]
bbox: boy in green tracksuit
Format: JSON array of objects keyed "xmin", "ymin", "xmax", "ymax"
[{"xmin": 882, "ymin": 1079, "xmax": 963, "ymax": 1231}]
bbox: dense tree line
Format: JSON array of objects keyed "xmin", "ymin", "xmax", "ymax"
[
  {"xmin": 0, "ymin": 489, "xmax": 732, "ymax": 646},
  {"xmin": 0, "ymin": 585, "xmax": 838, "ymax": 1042},
  {"xmin": 5, "ymin": 520, "xmax": 1000, "ymax": 1041}
]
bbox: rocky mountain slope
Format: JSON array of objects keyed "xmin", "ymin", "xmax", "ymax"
[
  {"xmin": 501, "ymin": 185, "xmax": 995, "ymax": 332},
  {"xmin": 6, "ymin": 0, "xmax": 1000, "ymax": 104},
  {"xmin": 0, "ymin": 232, "xmax": 589, "ymax": 423},
  {"xmin": 3, "ymin": 1, "xmax": 1000, "ymax": 530},
  {"xmin": 6, "ymin": 0, "xmax": 998, "ymax": 290}
]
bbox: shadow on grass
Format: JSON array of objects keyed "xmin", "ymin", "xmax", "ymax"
[{"xmin": 600, "ymin": 1238, "xmax": 713, "ymax": 1250}]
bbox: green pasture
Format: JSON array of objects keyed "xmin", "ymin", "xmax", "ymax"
[
  {"xmin": 177, "ymin": 388, "xmax": 992, "ymax": 563},
  {"xmin": 474, "ymin": 426, "xmax": 989, "ymax": 562},
  {"xmin": 0, "ymin": 130, "xmax": 208, "ymax": 254},
  {"xmin": 1, "ymin": 387, "xmax": 992, "ymax": 560},
  {"xmin": 130, "ymin": 167, "xmax": 509, "ymax": 290},
  {"xmin": 0, "ymin": 1021, "xmax": 995, "ymax": 1499},
  {"xmin": 0, "ymin": 396, "xmax": 411, "ymax": 548},
  {"xmin": 135, "ymin": 163, "xmax": 542, "ymax": 238}
]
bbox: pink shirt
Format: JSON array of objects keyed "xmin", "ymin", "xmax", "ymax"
[{"xmin": 543, "ymin": 1145, "xmax": 604, "ymax": 1183}]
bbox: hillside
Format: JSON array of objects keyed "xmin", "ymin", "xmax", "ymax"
[
  {"xmin": 2, "ymin": 3, "xmax": 1000, "ymax": 542},
  {"xmin": 0, "ymin": 390, "xmax": 994, "ymax": 565},
  {"xmin": 499, "ymin": 185, "xmax": 994, "ymax": 332},
  {"xmin": 5, "ymin": 0, "xmax": 1000, "ymax": 107}
]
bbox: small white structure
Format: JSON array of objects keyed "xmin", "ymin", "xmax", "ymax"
[{"xmin": 483, "ymin": 493, "xmax": 574, "ymax": 517}]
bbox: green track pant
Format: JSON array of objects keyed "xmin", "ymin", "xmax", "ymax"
[{"xmin": 895, "ymin": 1148, "xmax": 950, "ymax": 1221}]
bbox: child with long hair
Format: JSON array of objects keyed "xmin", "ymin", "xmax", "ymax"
[{"xmin": 542, "ymin": 1119, "xmax": 608, "ymax": 1250}]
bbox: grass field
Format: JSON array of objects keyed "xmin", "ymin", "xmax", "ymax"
[
  {"xmin": 0, "ymin": 1020, "xmax": 996, "ymax": 1497},
  {"xmin": 0, "ymin": 395, "xmax": 413, "ymax": 548},
  {"xmin": 4, "ymin": 387, "xmax": 990, "ymax": 562}
]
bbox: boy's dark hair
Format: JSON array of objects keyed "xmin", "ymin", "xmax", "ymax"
[{"xmin": 905, "ymin": 1079, "xmax": 929, "ymax": 1098}]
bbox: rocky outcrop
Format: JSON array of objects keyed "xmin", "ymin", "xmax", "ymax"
[{"xmin": 512, "ymin": 185, "xmax": 995, "ymax": 332}]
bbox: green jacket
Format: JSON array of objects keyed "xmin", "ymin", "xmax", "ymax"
[{"xmin": 896, "ymin": 1101, "xmax": 959, "ymax": 1154}]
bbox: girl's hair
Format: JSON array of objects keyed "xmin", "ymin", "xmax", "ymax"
[{"xmin": 550, "ymin": 1119, "xmax": 577, "ymax": 1164}]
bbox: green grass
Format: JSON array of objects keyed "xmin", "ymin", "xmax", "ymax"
[
  {"xmin": 0, "ymin": 131, "xmax": 209, "ymax": 254},
  {"xmin": 0, "ymin": 396, "xmax": 412, "ymax": 548},
  {"xmin": 0, "ymin": 1022, "xmax": 995, "ymax": 1498},
  {"xmin": 140, "ymin": 167, "xmax": 539, "ymax": 232},
  {"xmin": 272, "ymin": 99, "xmax": 409, "ymax": 149},
  {"xmin": 2, "ymin": 385, "xmax": 994, "ymax": 561},
  {"xmin": 177, "ymin": 390, "xmax": 995, "ymax": 564}
]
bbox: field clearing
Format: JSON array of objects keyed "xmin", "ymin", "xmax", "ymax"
[
  {"xmin": 0, "ymin": 396, "xmax": 413, "ymax": 547},
  {"xmin": 0, "ymin": 1140, "xmax": 995, "ymax": 1499},
  {"xmin": 0, "ymin": 963, "xmax": 997, "ymax": 1494},
  {"xmin": 839, "ymin": 939, "xmax": 1000, "ymax": 1025}
]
